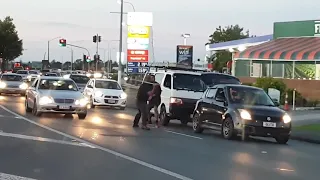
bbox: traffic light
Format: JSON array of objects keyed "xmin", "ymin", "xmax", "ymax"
[
  {"xmin": 93, "ymin": 35, "xmax": 97, "ymax": 43},
  {"xmin": 59, "ymin": 39, "xmax": 66, "ymax": 47},
  {"xmin": 86, "ymin": 56, "xmax": 91, "ymax": 62},
  {"xmin": 98, "ymin": 36, "xmax": 101, "ymax": 42}
]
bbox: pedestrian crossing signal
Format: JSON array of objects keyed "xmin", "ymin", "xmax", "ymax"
[{"xmin": 59, "ymin": 39, "xmax": 66, "ymax": 47}]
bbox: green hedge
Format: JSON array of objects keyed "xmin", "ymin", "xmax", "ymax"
[{"xmin": 245, "ymin": 77, "xmax": 316, "ymax": 106}]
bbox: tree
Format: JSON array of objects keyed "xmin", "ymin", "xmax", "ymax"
[
  {"xmin": 206, "ymin": 25, "xmax": 250, "ymax": 72},
  {"xmin": 0, "ymin": 16, "xmax": 23, "ymax": 70}
]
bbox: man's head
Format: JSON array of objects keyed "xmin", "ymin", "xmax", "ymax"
[{"xmin": 145, "ymin": 74, "xmax": 155, "ymax": 82}]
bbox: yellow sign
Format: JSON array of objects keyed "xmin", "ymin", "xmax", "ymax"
[{"xmin": 127, "ymin": 26, "xmax": 150, "ymax": 38}]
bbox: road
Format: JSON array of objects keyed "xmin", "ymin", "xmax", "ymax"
[{"xmin": 0, "ymin": 95, "xmax": 318, "ymax": 180}]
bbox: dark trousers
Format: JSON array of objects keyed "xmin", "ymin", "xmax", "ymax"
[{"xmin": 133, "ymin": 101, "xmax": 148, "ymax": 126}]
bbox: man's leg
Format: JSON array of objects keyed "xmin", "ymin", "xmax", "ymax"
[
  {"xmin": 140, "ymin": 103, "xmax": 150, "ymax": 130},
  {"xmin": 133, "ymin": 102, "xmax": 142, "ymax": 127}
]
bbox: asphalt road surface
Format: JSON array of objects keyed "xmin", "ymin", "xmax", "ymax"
[{"xmin": 0, "ymin": 95, "xmax": 318, "ymax": 180}]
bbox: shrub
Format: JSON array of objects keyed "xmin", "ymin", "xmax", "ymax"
[{"xmin": 254, "ymin": 77, "xmax": 287, "ymax": 104}]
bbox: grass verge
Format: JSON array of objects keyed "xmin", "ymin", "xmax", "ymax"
[{"xmin": 294, "ymin": 124, "xmax": 320, "ymax": 132}]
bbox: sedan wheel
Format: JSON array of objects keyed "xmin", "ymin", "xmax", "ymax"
[
  {"xmin": 25, "ymin": 98, "xmax": 32, "ymax": 112},
  {"xmin": 275, "ymin": 136, "xmax": 289, "ymax": 144},
  {"xmin": 222, "ymin": 117, "xmax": 235, "ymax": 139},
  {"xmin": 32, "ymin": 101, "xmax": 41, "ymax": 117},
  {"xmin": 192, "ymin": 113, "xmax": 204, "ymax": 133}
]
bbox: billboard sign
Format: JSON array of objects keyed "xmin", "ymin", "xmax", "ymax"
[
  {"xmin": 176, "ymin": 45, "xmax": 193, "ymax": 68},
  {"xmin": 127, "ymin": 38, "xmax": 149, "ymax": 44},
  {"xmin": 127, "ymin": 12, "xmax": 153, "ymax": 26},
  {"xmin": 127, "ymin": 26, "xmax": 150, "ymax": 38}
]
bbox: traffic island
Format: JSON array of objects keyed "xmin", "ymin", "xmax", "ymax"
[{"xmin": 291, "ymin": 124, "xmax": 320, "ymax": 144}]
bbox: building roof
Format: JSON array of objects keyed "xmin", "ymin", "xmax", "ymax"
[
  {"xmin": 234, "ymin": 37, "xmax": 320, "ymax": 60},
  {"xmin": 206, "ymin": 34, "xmax": 273, "ymax": 52}
]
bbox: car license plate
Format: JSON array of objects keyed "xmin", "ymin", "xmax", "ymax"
[
  {"xmin": 108, "ymin": 100, "xmax": 116, "ymax": 103},
  {"xmin": 263, "ymin": 122, "xmax": 276, "ymax": 128},
  {"xmin": 60, "ymin": 105, "xmax": 70, "ymax": 109}
]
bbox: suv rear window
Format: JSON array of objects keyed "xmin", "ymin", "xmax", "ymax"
[{"xmin": 200, "ymin": 74, "xmax": 240, "ymax": 87}]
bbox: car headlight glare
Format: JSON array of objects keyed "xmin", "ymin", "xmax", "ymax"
[
  {"xmin": 39, "ymin": 96, "xmax": 54, "ymax": 105},
  {"xmin": 283, "ymin": 113, "xmax": 291, "ymax": 123},
  {"xmin": 0, "ymin": 82, "xmax": 6, "ymax": 88},
  {"xmin": 75, "ymin": 98, "xmax": 88, "ymax": 106},
  {"xmin": 120, "ymin": 92, "xmax": 127, "ymax": 99},
  {"xmin": 94, "ymin": 73, "xmax": 102, "ymax": 78},
  {"xmin": 239, "ymin": 109, "xmax": 251, "ymax": 120},
  {"xmin": 95, "ymin": 91, "xmax": 103, "ymax": 97},
  {"xmin": 19, "ymin": 83, "xmax": 28, "ymax": 89}
]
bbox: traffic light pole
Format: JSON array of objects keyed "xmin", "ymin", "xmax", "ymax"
[
  {"xmin": 66, "ymin": 43, "xmax": 90, "ymax": 71},
  {"xmin": 117, "ymin": 0, "xmax": 124, "ymax": 84},
  {"xmin": 96, "ymin": 34, "xmax": 99, "ymax": 71}
]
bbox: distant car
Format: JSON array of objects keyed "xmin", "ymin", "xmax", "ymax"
[
  {"xmin": 44, "ymin": 73, "xmax": 58, "ymax": 77},
  {"xmin": 25, "ymin": 76, "xmax": 88, "ymax": 119},
  {"xmin": 83, "ymin": 78, "xmax": 127, "ymax": 109},
  {"xmin": 0, "ymin": 73, "xmax": 28, "ymax": 96},
  {"xmin": 192, "ymin": 84, "xmax": 292, "ymax": 144},
  {"xmin": 68, "ymin": 74, "xmax": 90, "ymax": 93},
  {"xmin": 16, "ymin": 70, "xmax": 30, "ymax": 78}
]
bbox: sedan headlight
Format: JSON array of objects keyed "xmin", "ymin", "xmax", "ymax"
[
  {"xmin": 0, "ymin": 82, "xmax": 6, "ymax": 88},
  {"xmin": 120, "ymin": 92, "xmax": 127, "ymax": 99},
  {"xmin": 94, "ymin": 73, "xmax": 102, "ymax": 78},
  {"xmin": 75, "ymin": 97, "xmax": 88, "ymax": 106},
  {"xmin": 283, "ymin": 113, "xmax": 291, "ymax": 123},
  {"xmin": 95, "ymin": 91, "xmax": 103, "ymax": 97},
  {"xmin": 19, "ymin": 83, "xmax": 28, "ymax": 89},
  {"xmin": 39, "ymin": 96, "xmax": 54, "ymax": 105},
  {"xmin": 238, "ymin": 109, "xmax": 251, "ymax": 120}
]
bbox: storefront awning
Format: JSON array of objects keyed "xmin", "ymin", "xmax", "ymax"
[{"xmin": 234, "ymin": 37, "xmax": 320, "ymax": 60}]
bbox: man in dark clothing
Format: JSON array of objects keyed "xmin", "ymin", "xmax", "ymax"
[{"xmin": 133, "ymin": 75, "xmax": 154, "ymax": 130}]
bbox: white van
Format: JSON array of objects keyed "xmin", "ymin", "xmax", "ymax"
[{"xmin": 144, "ymin": 68, "xmax": 207, "ymax": 126}]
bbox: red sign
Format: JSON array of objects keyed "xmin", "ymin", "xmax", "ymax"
[{"xmin": 127, "ymin": 49, "xmax": 148, "ymax": 62}]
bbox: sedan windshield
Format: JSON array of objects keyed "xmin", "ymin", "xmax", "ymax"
[
  {"xmin": 17, "ymin": 70, "xmax": 28, "ymax": 74},
  {"xmin": 70, "ymin": 75, "xmax": 90, "ymax": 84},
  {"xmin": 227, "ymin": 86, "xmax": 275, "ymax": 106},
  {"xmin": 38, "ymin": 79, "xmax": 78, "ymax": 91},
  {"xmin": 95, "ymin": 80, "xmax": 121, "ymax": 90},
  {"xmin": 29, "ymin": 71, "xmax": 39, "ymax": 74},
  {"xmin": 173, "ymin": 73, "xmax": 206, "ymax": 92},
  {"xmin": 1, "ymin": 75, "xmax": 23, "ymax": 81}
]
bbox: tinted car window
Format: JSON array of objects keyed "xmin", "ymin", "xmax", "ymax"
[
  {"xmin": 95, "ymin": 80, "xmax": 121, "ymax": 90},
  {"xmin": 45, "ymin": 73, "xmax": 58, "ymax": 76},
  {"xmin": 38, "ymin": 79, "xmax": 78, "ymax": 91},
  {"xmin": 17, "ymin": 70, "xmax": 28, "ymax": 74},
  {"xmin": 173, "ymin": 73, "xmax": 206, "ymax": 92},
  {"xmin": 29, "ymin": 71, "xmax": 39, "ymax": 74},
  {"xmin": 70, "ymin": 75, "xmax": 90, "ymax": 84},
  {"xmin": 201, "ymin": 74, "xmax": 240, "ymax": 87},
  {"xmin": 227, "ymin": 86, "xmax": 274, "ymax": 106},
  {"xmin": 1, "ymin": 75, "xmax": 23, "ymax": 81}
]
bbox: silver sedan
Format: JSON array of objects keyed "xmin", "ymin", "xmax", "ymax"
[
  {"xmin": 25, "ymin": 76, "xmax": 88, "ymax": 119},
  {"xmin": 0, "ymin": 73, "xmax": 28, "ymax": 96}
]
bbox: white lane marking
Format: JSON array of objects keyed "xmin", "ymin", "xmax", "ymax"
[
  {"xmin": 0, "ymin": 131, "xmax": 93, "ymax": 148},
  {"xmin": 0, "ymin": 172, "xmax": 36, "ymax": 180},
  {"xmin": 0, "ymin": 105, "xmax": 193, "ymax": 180},
  {"xmin": 165, "ymin": 130, "xmax": 203, "ymax": 140}
]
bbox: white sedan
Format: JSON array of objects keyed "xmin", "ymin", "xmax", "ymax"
[{"xmin": 83, "ymin": 78, "xmax": 127, "ymax": 110}]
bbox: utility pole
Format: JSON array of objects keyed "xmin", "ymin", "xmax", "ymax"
[{"xmin": 118, "ymin": 0, "xmax": 124, "ymax": 84}]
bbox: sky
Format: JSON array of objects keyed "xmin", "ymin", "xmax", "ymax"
[{"xmin": 1, "ymin": 0, "xmax": 320, "ymax": 64}]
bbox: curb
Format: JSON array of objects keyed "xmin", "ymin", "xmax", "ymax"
[{"xmin": 290, "ymin": 136, "xmax": 320, "ymax": 144}]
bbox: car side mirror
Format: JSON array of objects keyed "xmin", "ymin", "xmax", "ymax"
[
  {"xmin": 272, "ymin": 99, "xmax": 280, "ymax": 107},
  {"xmin": 87, "ymin": 85, "xmax": 93, "ymax": 88}
]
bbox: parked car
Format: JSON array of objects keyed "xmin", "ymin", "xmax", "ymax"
[
  {"xmin": 25, "ymin": 76, "xmax": 88, "ymax": 119},
  {"xmin": 192, "ymin": 84, "xmax": 291, "ymax": 144}
]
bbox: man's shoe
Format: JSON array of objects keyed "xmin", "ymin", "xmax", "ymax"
[
  {"xmin": 141, "ymin": 126, "xmax": 150, "ymax": 130},
  {"xmin": 133, "ymin": 124, "xmax": 139, "ymax": 128}
]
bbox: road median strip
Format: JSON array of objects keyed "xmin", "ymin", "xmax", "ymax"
[{"xmin": 291, "ymin": 124, "xmax": 320, "ymax": 144}]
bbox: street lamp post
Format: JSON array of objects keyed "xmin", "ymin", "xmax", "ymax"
[
  {"xmin": 117, "ymin": 0, "xmax": 136, "ymax": 11},
  {"xmin": 47, "ymin": 36, "xmax": 61, "ymax": 61},
  {"xmin": 181, "ymin": 34, "xmax": 190, "ymax": 45},
  {"xmin": 117, "ymin": 0, "xmax": 124, "ymax": 84},
  {"xmin": 67, "ymin": 47, "xmax": 74, "ymax": 70}
]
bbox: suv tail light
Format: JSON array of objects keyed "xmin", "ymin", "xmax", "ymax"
[{"xmin": 170, "ymin": 97, "xmax": 183, "ymax": 105}]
